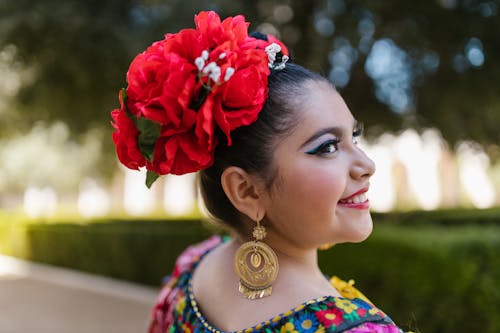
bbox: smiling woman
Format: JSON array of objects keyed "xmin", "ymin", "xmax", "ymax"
[{"xmin": 111, "ymin": 10, "xmax": 410, "ymax": 333}]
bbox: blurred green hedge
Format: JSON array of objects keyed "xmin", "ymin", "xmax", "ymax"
[
  {"xmin": 0, "ymin": 208, "xmax": 499, "ymax": 333},
  {"xmin": 371, "ymin": 206, "xmax": 500, "ymax": 225},
  {"xmin": 320, "ymin": 224, "xmax": 500, "ymax": 333},
  {"xmin": 0, "ymin": 218, "xmax": 216, "ymax": 285}
]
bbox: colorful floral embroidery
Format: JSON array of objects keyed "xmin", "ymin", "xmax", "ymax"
[
  {"xmin": 369, "ymin": 307, "xmax": 383, "ymax": 316},
  {"xmin": 315, "ymin": 308, "xmax": 343, "ymax": 328},
  {"xmin": 295, "ymin": 312, "xmax": 320, "ymax": 332},
  {"xmin": 148, "ymin": 236, "xmax": 407, "ymax": 333},
  {"xmin": 334, "ymin": 298, "xmax": 359, "ymax": 314},
  {"xmin": 279, "ymin": 322, "xmax": 298, "ymax": 333},
  {"xmin": 182, "ymin": 322, "xmax": 194, "ymax": 333},
  {"xmin": 175, "ymin": 296, "xmax": 186, "ymax": 315},
  {"xmin": 314, "ymin": 325, "xmax": 326, "ymax": 333},
  {"xmin": 329, "ymin": 277, "xmax": 372, "ymax": 305}
]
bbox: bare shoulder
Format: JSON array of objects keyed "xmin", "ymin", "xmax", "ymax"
[
  {"xmin": 191, "ymin": 240, "xmax": 237, "ymax": 299},
  {"xmin": 191, "ymin": 240, "xmax": 247, "ymax": 329}
]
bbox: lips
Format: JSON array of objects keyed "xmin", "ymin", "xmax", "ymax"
[
  {"xmin": 339, "ymin": 192, "xmax": 367, "ymax": 204},
  {"xmin": 338, "ymin": 187, "xmax": 370, "ymax": 209}
]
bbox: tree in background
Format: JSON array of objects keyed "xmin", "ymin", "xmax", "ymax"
[{"xmin": 0, "ymin": 0, "xmax": 498, "ymax": 184}]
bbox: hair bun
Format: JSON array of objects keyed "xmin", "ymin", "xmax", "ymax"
[{"xmin": 250, "ymin": 31, "xmax": 292, "ymax": 65}]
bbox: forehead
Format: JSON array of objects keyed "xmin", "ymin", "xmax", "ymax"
[{"xmin": 294, "ymin": 81, "xmax": 355, "ymax": 139}]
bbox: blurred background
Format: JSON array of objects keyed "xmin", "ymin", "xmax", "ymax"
[{"xmin": 0, "ymin": 0, "xmax": 499, "ymax": 333}]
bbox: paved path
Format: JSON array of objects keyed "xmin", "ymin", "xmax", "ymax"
[{"xmin": 0, "ymin": 255, "xmax": 159, "ymax": 333}]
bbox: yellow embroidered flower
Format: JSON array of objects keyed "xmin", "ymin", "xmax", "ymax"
[
  {"xmin": 301, "ymin": 319, "xmax": 313, "ymax": 330},
  {"xmin": 334, "ymin": 298, "xmax": 358, "ymax": 314},
  {"xmin": 330, "ymin": 276, "xmax": 372, "ymax": 304},
  {"xmin": 280, "ymin": 322, "xmax": 298, "ymax": 333},
  {"xmin": 175, "ymin": 296, "xmax": 186, "ymax": 314},
  {"xmin": 314, "ymin": 325, "xmax": 326, "ymax": 333},
  {"xmin": 181, "ymin": 323, "xmax": 193, "ymax": 333}
]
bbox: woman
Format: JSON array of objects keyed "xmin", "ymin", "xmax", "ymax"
[{"xmin": 112, "ymin": 11, "xmax": 408, "ymax": 333}]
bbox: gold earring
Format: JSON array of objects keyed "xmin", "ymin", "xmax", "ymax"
[
  {"xmin": 234, "ymin": 218, "xmax": 279, "ymax": 299},
  {"xmin": 318, "ymin": 242, "xmax": 335, "ymax": 251}
]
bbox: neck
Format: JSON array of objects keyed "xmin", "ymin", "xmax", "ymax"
[
  {"xmin": 266, "ymin": 231, "xmax": 325, "ymax": 280},
  {"xmin": 232, "ymin": 229, "xmax": 328, "ymax": 286},
  {"xmin": 231, "ymin": 232, "xmax": 340, "ymax": 299}
]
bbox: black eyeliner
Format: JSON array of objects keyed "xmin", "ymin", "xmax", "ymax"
[
  {"xmin": 353, "ymin": 122, "xmax": 364, "ymax": 137},
  {"xmin": 306, "ymin": 139, "xmax": 339, "ymax": 155}
]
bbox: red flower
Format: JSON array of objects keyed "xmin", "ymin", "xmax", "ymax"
[
  {"xmin": 111, "ymin": 91, "xmax": 146, "ymax": 170},
  {"xmin": 149, "ymin": 133, "xmax": 214, "ymax": 176},
  {"xmin": 357, "ymin": 307, "xmax": 368, "ymax": 317},
  {"xmin": 315, "ymin": 308, "xmax": 344, "ymax": 328},
  {"xmin": 195, "ymin": 11, "xmax": 249, "ymax": 47},
  {"xmin": 111, "ymin": 11, "xmax": 288, "ymax": 182}
]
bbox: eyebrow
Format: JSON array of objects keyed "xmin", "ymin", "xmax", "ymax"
[{"xmin": 301, "ymin": 120, "xmax": 359, "ymax": 148}]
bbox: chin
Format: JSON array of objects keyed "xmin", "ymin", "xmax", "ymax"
[{"xmin": 346, "ymin": 215, "xmax": 373, "ymax": 243}]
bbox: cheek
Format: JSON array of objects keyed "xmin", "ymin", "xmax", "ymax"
[
  {"xmin": 275, "ymin": 161, "xmax": 345, "ymax": 217},
  {"xmin": 265, "ymin": 161, "xmax": 346, "ymax": 246},
  {"xmin": 296, "ymin": 165, "xmax": 344, "ymax": 202}
]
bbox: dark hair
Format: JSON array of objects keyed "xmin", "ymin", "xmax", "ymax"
[{"xmin": 199, "ymin": 62, "xmax": 327, "ymax": 233}]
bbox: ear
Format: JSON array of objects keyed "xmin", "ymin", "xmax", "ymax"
[{"xmin": 220, "ymin": 166, "xmax": 265, "ymax": 222}]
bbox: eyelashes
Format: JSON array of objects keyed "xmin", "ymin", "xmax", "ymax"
[
  {"xmin": 306, "ymin": 126, "xmax": 364, "ymax": 156},
  {"xmin": 306, "ymin": 139, "xmax": 340, "ymax": 155},
  {"xmin": 352, "ymin": 124, "xmax": 364, "ymax": 145}
]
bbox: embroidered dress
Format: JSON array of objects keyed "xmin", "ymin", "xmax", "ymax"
[{"xmin": 149, "ymin": 236, "xmax": 405, "ymax": 333}]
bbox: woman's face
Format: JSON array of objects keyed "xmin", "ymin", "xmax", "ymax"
[{"xmin": 261, "ymin": 80, "xmax": 375, "ymax": 249}]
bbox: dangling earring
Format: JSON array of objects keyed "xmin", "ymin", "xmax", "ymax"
[
  {"xmin": 318, "ymin": 242, "xmax": 335, "ymax": 251},
  {"xmin": 234, "ymin": 218, "xmax": 279, "ymax": 299}
]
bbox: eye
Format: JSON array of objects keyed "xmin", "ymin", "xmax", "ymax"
[
  {"xmin": 306, "ymin": 139, "xmax": 340, "ymax": 156},
  {"xmin": 352, "ymin": 124, "xmax": 364, "ymax": 145}
]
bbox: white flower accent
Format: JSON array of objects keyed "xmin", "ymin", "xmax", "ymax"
[
  {"xmin": 224, "ymin": 67, "xmax": 235, "ymax": 82},
  {"xmin": 195, "ymin": 50, "xmax": 231, "ymax": 84},
  {"xmin": 201, "ymin": 50, "xmax": 209, "ymax": 61},
  {"xmin": 203, "ymin": 62, "xmax": 222, "ymax": 83},
  {"xmin": 273, "ymin": 55, "xmax": 289, "ymax": 70},
  {"xmin": 202, "ymin": 62, "xmax": 217, "ymax": 74},
  {"xmin": 194, "ymin": 57, "xmax": 205, "ymax": 71},
  {"xmin": 265, "ymin": 43, "xmax": 282, "ymax": 66},
  {"xmin": 209, "ymin": 66, "xmax": 221, "ymax": 83}
]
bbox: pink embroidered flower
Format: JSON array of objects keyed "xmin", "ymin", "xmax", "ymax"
[
  {"xmin": 346, "ymin": 322, "xmax": 402, "ymax": 333},
  {"xmin": 148, "ymin": 285, "xmax": 177, "ymax": 333},
  {"xmin": 172, "ymin": 235, "xmax": 222, "ymax": 277}
]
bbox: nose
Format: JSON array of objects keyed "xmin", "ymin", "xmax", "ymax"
[{"xmin": 350, "ymin": 147, "xmax": 376, "ymax": 180}]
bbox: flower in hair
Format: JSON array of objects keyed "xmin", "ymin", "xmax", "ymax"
[
  {"xmin": 111, "ymin": 11, "xmax": 288, "ymax": 187},
  {"xmin": 265, "ymin": 43, "xmax": 290, "ymax": 70}
]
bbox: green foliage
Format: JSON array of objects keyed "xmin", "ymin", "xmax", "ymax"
[
  {"xmin": 146, "ymin": 170, "xmax": 160, "ymax": 188},
  {"xmin": 1, "ymin": 0, "xmax": 499, "ymax": 148},
  {"xmin": 1, "ymin": 209, "xmax": 499, "ymax": 332},
  {"xmin": 121, "ymin": 89, "xmax": 162, "ymax": 163},
  {"xmin": 319, "ymin": 224, "xmax": 500, "ymax": 333},
  {"xmin": 11, "ymin": 219, "xmax": 218, "ymax": 285},
  {"xmin": 371, "ymin": 206, "xmax": 500, "ymax": 225}
]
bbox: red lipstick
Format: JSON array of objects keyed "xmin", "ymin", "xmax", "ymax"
[
  {"xmin": 338, "ymin": 187, "xmax": 370, "ymax": 210},
  {"xmin": 339, "ymin": 187, "xmax": 369, "ymax": 201}
]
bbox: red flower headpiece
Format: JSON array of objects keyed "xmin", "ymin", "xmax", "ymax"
[{"xmin": 111, "ymin": 11, "xmax": 289, "ymax": 187}]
